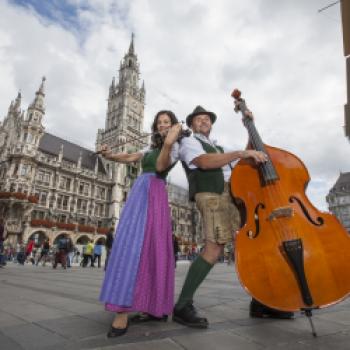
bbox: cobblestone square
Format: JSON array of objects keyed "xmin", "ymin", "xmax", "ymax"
[{"xmin": 1, "ymin": 262, "xmax": 349, "ymax": 349}]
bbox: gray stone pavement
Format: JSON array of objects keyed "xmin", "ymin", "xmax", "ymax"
[{"xmin": 0, "ymin": 261, "xmax": 350, "ymax": 350}]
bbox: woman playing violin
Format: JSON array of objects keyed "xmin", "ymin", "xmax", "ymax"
[{"xmin": 99, "ymin": 110, "xmax": 182, "ymax": 337}]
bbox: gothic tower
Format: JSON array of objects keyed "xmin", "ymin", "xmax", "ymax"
[
  {"xmin": 4, "ymin": 77, "xmax": 46, "ymax": 193},
  {"xmin": 96, "ymin": 34, "xmax": 148, "ymax": 224},
  {"xmin": 0, "ymin": 91, "xmax": 23, "ymax": 161}
]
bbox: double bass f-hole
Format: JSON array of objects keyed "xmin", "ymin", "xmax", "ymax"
[
  {"xmin": 289, "ymin": 196, "xmax": 324, "ymax": 227},
  {"xmin": 247, "ymin": 203, "xmax": 265, "ymax": 239}
]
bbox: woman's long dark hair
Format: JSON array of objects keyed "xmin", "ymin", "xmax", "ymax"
[{"xmin": 150, "ymin": 110, "xmax": 178, "ymax": 149}]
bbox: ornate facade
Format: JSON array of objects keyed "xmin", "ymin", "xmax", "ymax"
[
  {"xmin": 0, "ymin": 76, "xmax": 114, "ymax": 247},
  {"xmin": 167, "ymin": 182, "xmax": 203, "ymax": 253},
  {"xmin": 326, "ymin": 172, "xmax": 350, "ymax": 233},
  {"xmin": 0, "ymin": 36, "xmax": 148, "ymax": 247},
  {"xmin": 0, "ymin": 36, "xmax": 201, "ymax": 249}
]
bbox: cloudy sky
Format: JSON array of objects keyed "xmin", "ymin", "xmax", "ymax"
[{"xmin": 0, "ymin": 0, "xmax": 348, "ymax": 210}]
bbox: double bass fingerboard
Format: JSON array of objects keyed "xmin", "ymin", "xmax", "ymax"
[{"xmin": 243, "ymin": 117, "xmax": 279, "ymax": 186}]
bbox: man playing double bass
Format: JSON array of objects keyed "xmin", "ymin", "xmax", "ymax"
[{"xmin": 157, "ymin": 105, "xmax": 294, "ymax": 329}]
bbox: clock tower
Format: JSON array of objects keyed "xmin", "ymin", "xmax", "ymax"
[{"xmin": 96, "ymin": 34, "xmax": 147, "ymax": 224}]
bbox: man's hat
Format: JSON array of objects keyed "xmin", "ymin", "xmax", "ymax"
[{"xmin": 186, "ymin": 105, "xmax": 217, "ymax": 127}]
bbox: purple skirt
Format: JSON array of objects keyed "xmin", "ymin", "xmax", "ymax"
[{"xmin": 99, "ymin": 173, "xmax": 174, "ymax": 317}]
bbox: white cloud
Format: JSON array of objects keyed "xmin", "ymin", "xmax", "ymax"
[{"xmin": 0, "ymin": 0, "xmax": 347, "ymax": 210}]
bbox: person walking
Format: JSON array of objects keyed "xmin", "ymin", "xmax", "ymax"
[
  {"xmin": 104, "ymin": 228, "xmax": 114, "ymax": 271},
  {"xmin": 93, "ymin": 242, "xmax": 103, "ymax": 268},
  {"xmin": 53, "ymin": 236, "xmax": 68, "ymax": 269},
  {"xmin": 16, "ymin": 240, "xmax": 26, "ymax": 265},
  {"xmin": 82, "ymin": 240, "xmax": 94, "ymax": 267},
  {"xmin": 173, "ymin": 234, "xmax": 180, "ymax": 268},
  {"xmin": 25, "ymin": 238, "xmax": 35, "ymax": 263},
  {"xmin": 36, "ymin": 238, "xmax": 50, "ymax": 266},
  {"xmin": 0, "ymin": 219, "xmax": 6, "ymax": 267}
]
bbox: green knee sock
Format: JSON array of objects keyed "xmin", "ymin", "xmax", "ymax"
[{"xmin": 175, "ymin": 255, "xmax": 214, "ymax": 310}]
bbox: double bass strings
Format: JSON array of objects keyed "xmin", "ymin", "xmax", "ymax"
[{"xmin": 245, "ymin": 117, "xmax": 298, "ymax": 244}]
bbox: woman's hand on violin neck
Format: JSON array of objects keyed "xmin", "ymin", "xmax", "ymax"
[
  {"xmin": 240, "ymin": 150, "xmax": 268, "ymax": 163},
  {"xmin": 164, "ymin": 123, "xmax": 182, "ymax": 146}
]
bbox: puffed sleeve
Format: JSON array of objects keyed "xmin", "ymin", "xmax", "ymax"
[
  {"xmin": 178, "ymin": 136, "xmax": 206, "ymax": 169},
  {"xmin": 170, "ymin": 142, "xmax": 180, "ymax": 164}
]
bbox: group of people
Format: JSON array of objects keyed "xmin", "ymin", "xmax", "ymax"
[
  {"xmin": 98, "ymin": 105, "xmax": 294, "ymax": 338},
  {"xmin": 0, "ymin": 231, "xmax": 114, "ymax": 270},
  {"xmin": 47, "ymin": 236, "xmax": 112, "ymax": 269},
  {"xmin": 80, "ymin": 235, "xmax": 113, "ymax": 269},
  {"xmin": 3, "ymin": 238, "xmax": 41, "ymax": 266}
]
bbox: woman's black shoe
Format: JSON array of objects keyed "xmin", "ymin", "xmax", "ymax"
[
  {"xmin": 130, "ymin": 313, "xmax": 168, "ymax": 323},
  {"xmin": 107, "ymin": 324, "xmax": 128, "ymax": 338}
]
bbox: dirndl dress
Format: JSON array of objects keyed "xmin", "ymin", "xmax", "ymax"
[{"xmin": 99, "ymin": 148, "xmax": 175, "ymax": 317}]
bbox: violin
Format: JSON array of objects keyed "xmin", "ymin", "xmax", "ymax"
[
  {"xmin": 95, "ymin": 122, "xmax": 191, "ymax": 154},
  {"xmin": 230, "ymin": 89, "xmax": 350, "ymax": 333}
]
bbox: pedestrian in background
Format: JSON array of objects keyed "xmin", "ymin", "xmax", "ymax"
[
  {"xmin": 66, "ymin": 239, "xmax": 74, "ymax": 268},
  {"xmin": 25, "ymin": 238, "xmax": 34, "ymax": 263},
  {"xmin": 36, "ymin": 238, "xmax": 50, "ymax": 266},
  {"xmin": 173, "ymin": 234, "xmax": 179, "ymax": 268},
  {"xmin": 0, "ymin": 218, "xmax": 6, "ymax": 267},
  {"xmin": 53, "ymin": 236, "xmax": 68, "ymax": 269},
  {"xmin": 93, "ymin": 242, "xmax": 103, "ymax": 268},
  {"xmin": 104, "ymin": 228, "xmax": 114, "ymax": 271},
  {"xmin": 16, "ymin": 240, "xmax": 25, "ymax": 265},
  {"xmin": 82, "ymin": 240, "xmax": 94, "ymax": 267}
]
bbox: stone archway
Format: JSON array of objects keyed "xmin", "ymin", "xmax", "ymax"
[
  {"xmin": 28, "ymin": 231, "xmax": 48, "ymax": 246},
  {"xmin": 53, "ymin": 232, "xmax": 72, "ymax": 245},
  {"xmin": 23, "ymin": 228, "xmax": 50, "ymax": 245},
  {"xmin": 76, "ymin": 235, "xmax": 91, "ymax": 245}
]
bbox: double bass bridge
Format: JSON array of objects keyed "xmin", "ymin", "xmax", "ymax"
[{"xmin": 268, "ymin": 206, "xmax": 294, "ymax": 221}]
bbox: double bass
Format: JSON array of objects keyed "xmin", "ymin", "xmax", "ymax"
[{"xmin": 231, "ymin": 89, "xmax": 350, "ymax": 332}]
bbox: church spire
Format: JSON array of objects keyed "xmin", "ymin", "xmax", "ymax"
[
  {"xmin": 26, "ymin": 77, "xmax": 46, "ymax": 125},
  {"xmin": 13, "ymin": 91, "xmax": 22, "ymax": 112},
  {"xmin": 103, "ymin": 35, "xmax": 145, "ymax": 132},
  {"xmin": 7, "ymin": 90, "xmax": 21, "ymax": 115},
  {"xmin": 30, "ymin": 76, "xmax": 46, "ymax": 112},
  {"xmin": 118, "ymin": 34, "xmax": 140, "ymax": 90},
  {"xmin": 128, "ymin": 33, "xmax": 135, "ymax": 55},
  {"xmin": 38, "ymin": 76, "xmax": 46, "ymax": 95},
  {"xmin": 109, "ymin": 77, "xmax": 116, "ymax": 98},
  {"xmin": 8, "ymin": 100, "xmax": 14, "ymax": 114}
]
